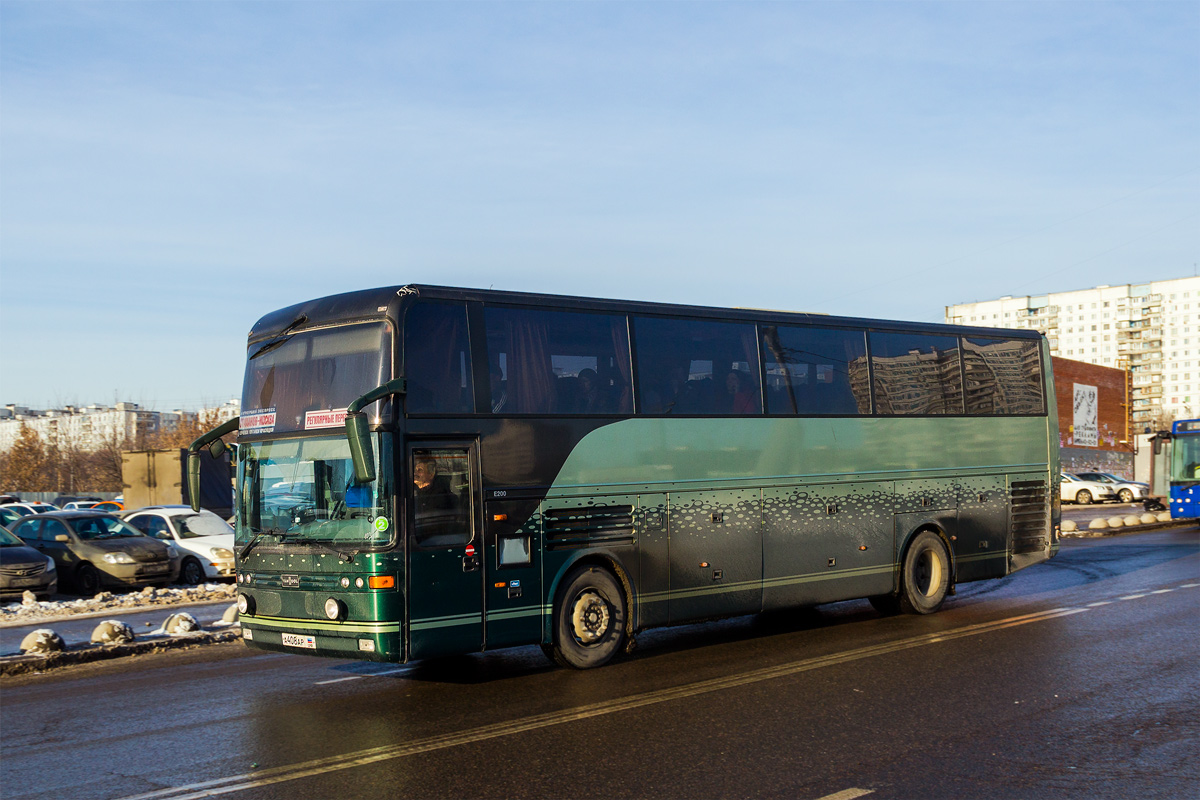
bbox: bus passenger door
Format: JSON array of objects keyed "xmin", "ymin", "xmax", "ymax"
[{"xmin": 406, "ymin": 442, "xmax": 484, "ymax": 660}]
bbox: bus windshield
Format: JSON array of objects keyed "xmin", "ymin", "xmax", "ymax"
[
  {"xmin": 242, "ymin": 322, "xmax": 392, "ymax": 435},
  {"xmin": 1170, "ymin": 432, "xmax": 1200, "ymax": 482},
  {"xmin": 237, "ymin": 434, "xmax": 392, "ymax": 547}
]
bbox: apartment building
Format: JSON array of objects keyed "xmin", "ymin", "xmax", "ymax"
[
  {"xmin": 0, "ymin": 399, "xmax": 241, "ymax": 452},
  {"xmin": 946, "ymin": 276, "xmax": 1200, "ymax": 430}
]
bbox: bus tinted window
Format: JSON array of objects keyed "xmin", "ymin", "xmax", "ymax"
[
  {"xmin": 405, "ymin": 302, "xmax": 474, "ymax": 414},
  {"xmin": 761, "ymin": 326, "xmax": 869, "ymax": 415},
  {"xmin": 870, "ymin": 332, "xmax": 963, "ymax": 415},
  {"xmin": 634, "ymin": 317, "xmax": 761, "ymax": 415},
  {"xmin": 484, "ymin": 307, "xmax": 632, "ymax": 414},
  {"xmin": 962, "ymin": 337, "xmax": 1044, "ymax": 415}
]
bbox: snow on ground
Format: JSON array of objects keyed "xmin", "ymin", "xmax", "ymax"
[{"xmin": 1, "ymin": 583, "xmax": 237, "ymax": 626}]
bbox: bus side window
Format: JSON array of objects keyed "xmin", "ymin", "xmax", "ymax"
[
  {"xmin": 411, "ymin": 448, "xmax": 473, "ymax": 547},
  {"xmin": 405, "ymin": 302, "xmax": 474, "ymax": 414}
]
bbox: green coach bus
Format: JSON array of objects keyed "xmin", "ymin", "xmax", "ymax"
[{"xmin": 190, "ymin": 285, "xmax": 1060, "ymax": 669}]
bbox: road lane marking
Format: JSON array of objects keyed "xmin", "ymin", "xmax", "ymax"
[
  {"xmin": 1182, "ymin": 583, "xmax": 1199, "ymax": 588},
  {"xmin": 1119, "ymin": 594, "xmax": 1147, "ymax": 600},
  {"xmin": 1087, "ymin": 601, "xmax": 1112, "ymax": 607},
  {"xmin": 814, "ymin": 789, "xmax": 874, "ymax": 800},
  {"xmin": 1150, "ymin": 589, "xmax": 1174, "ymax": 594},
  {"xmin": 116, "ymin": 606, "xmax": 1087, "ymax": 800},
  {"xmin": 313, "ymin": 676, "xmax": 364, "ymax": 685}
]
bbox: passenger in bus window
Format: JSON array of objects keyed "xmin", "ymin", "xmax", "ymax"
[
  {"xmin": 724, "ymin": 370, "xmax": 758, "ymax": 414},
  {"xmin": 575, "ymin": 368, "xmax": 605, "ymax": 413},
  {"xmin": 413, "ymin": 458, "xmax": 456, "ymax": 513}
]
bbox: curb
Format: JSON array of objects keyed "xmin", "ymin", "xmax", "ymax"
[{"xmin": 1, "ymin": 628, "xmax": 243, "ymax": 677}]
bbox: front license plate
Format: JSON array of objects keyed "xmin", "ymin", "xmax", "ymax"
[
  {"xmin": 281, "ymin": 633, "xmax": 316, "ymax": 649},
  {"xmin": 11, "ymin": 577, "xmax": 40, "ymax": 587},
  {"xmin": 143, "ymin": 564, "xmax": 169, "ymax": 573}
]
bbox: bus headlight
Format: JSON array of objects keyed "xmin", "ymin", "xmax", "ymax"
[
  {"xmin": 237, "ymin": 593, "xmax": 255, "ymax": 615},
  {"xmin": 324, "ymin": 597, "xmax": 344, "ymax": 621}
]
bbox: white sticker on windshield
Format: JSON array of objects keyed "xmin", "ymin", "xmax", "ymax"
[
  {"xmin": 241, "ymin": 409, "xmax": 276, "ymax": 433},
  {"xmin": 304, "ymin": 408, "xmax": 348, "ymax": 430}
]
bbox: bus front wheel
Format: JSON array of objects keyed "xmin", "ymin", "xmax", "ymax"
[
  {"xmin": 898, "ymin": 531, "xmax": 951, "ymax": 615},
  {"xmin": 550, "ymin": 566, "xmax": 626, "ymax": 669}
]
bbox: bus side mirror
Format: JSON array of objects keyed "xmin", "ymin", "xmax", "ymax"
[
  {"xmin": 188, "ymin": 417, "xmax": 240, "ymax": 512},
  {"xmin": 346, "ymin": 412, "xmax": 376, "ymax": 484},
  {"xmin": 1153, "ymin": 437, "xmax": 1163, "ymax": 455}
]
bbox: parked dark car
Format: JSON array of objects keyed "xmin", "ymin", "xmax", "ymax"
[
  {"xmin": 1, "ymin": 523, "xmax": 57, "ymax": 601},
  {"xmin": 10, "ymin": 511, "xmax": 180, "ymax": 596}
]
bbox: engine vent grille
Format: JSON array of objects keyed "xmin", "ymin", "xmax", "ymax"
[
  {"xmin": 1011, "ymin": 480, "xmax": 1049, "ymax": 554},
  {"xmin": 543, "ymin": 505, "xmax": 634, "ymax": 551}
]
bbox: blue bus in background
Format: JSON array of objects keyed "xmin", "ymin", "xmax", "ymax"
[{"xmin": 1150, "ymin": 419, "xmax": 1200, "ymax": 519}]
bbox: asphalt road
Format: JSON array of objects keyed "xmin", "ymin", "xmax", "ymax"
[{"xmin": 2, "ymin": 528, "xmax": 1197, "ymax": 800}]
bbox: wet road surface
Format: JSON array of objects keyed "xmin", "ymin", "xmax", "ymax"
[{"xmin": 2, "ymin": 527, "xmax": 1197, "ymax": 800}]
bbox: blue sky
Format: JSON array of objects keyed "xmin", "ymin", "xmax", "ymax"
[{"xmin": 1, "ymin": 1, "xmax": 1196, "ymax": 411}]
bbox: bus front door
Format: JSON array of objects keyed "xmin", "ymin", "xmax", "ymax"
[{"xmin": 405, "ymin": 442, "xmax": 484, "ymax": 660}]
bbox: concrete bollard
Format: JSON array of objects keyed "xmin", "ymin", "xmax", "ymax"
[
  {"xmin": 1061, "ymin": 520, "xmax": 1077, "ymax": 532},
  {"xmin": 1156, "ymin": 511, "xmax": 1173, "ymax": 522},
  {"xmin": 1106, "ymin": 516, "xmax": 1125, "ymax": 528},
  {"xmin": 1140, "ymin": 513, "xmax": 1159, "ymax": 524},
  {"xmin": 91, "ymin": 620, "xmax": 135, "ymax": 645},
  {"xmin": 20, "ymin": 629, "xmax": 65, "ymax": 655},
  {"xmin": 221, "ymin": 604, "xmax": 239, "ymax": 624},
  {"xmin": 1123, "ymin": 515, "xmax": 1142, "ymax": 527},
  {"xmin": 1089, "ymin": 518, "xmax": 1109, "ymax": 530},
  {"xmin": 163, "ymin": 612, "xmax": 201, "ymax": 634}
]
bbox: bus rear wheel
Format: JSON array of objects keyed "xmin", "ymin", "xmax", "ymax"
[
  {"xmin": 550, "ymin": 566, "xmax": 626, "ymax": 669},
  {"xmin": 898, "ymin": 531, "xmax": 951, "ymax": 615}
]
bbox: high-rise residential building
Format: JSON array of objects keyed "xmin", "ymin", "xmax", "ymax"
[
  {"xmin": 946, "ymin": 276, "xmax": 1200, "ymax": 429},
  {"xmin": 0, "ymin": 399, "xmax": 241, "ymax": 452}
]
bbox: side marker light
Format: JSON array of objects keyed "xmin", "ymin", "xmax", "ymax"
[{"xmin": 368, "ymin": 575, "xmax": 395, "ymax": 589}]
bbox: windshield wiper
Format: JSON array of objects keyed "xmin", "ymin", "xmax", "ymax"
[
  {"xmin": 288, "ymin": 534, "xmax": 359, "ymax": 563},
  {"xmin": 239, "ymin": 527, "xmax": 286, "ymax": 560},
  {"xmin": 249, "ymin": 314, "xmax": 308, "ymax": 360}
]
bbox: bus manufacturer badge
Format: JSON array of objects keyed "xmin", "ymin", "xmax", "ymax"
[
  {"xmin": 374, "ymin": 517, "xmax": 389, "ymax": 533},
  {"xmin": 304, "ymin": 408, "xmax": 348, "ymax": 430},
  {"xmin": 281, "ymin": 574, "xmax": 300, "ymax": 588}
]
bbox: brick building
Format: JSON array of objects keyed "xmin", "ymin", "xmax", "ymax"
[{"xmin": 1052, "ymin": 356, "xmax": 1132, "ymax": 477}]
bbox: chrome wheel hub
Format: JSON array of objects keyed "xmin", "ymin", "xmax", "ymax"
[{"xmin": 571, "ymin": 591, "xmax": 610, "ymax": 644}]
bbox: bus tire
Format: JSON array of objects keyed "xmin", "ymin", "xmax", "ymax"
[
  {"xmin": 551, "ymin": 566, "xmax": 626, "ymax": 669},
  {"xmin": 898, "ymin": 530, "xmax": 951, "ymax": 615},
  {"xmin": 1075, "ymin": 489, "xmax": 1092, "ymax": 505}
]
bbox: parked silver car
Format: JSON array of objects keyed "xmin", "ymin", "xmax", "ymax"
[
  {"xmin": 1072, "ymin": 472, "xmax": 1150, "ymax": 504},
  {"xmin": 1059, "ymin": 473, "xmax": 1117, "ymax": 505},
  {"xmin": 122, "ymin": 506, "xmax": 235, "ymax": 585},
  {"xmin": 11, "ymin": 511, "xmax": 179, "ymax": 596}
]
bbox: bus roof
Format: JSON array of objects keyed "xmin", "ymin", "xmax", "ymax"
[{"xmin": 249, "ymin": 284, "xmax": 1044, "ymax": 344}]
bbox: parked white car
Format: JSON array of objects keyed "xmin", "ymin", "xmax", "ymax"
[
  {"xmin": 122, "ymin": 506, "xmax": 235, "ymax": 585},
  {"xmin": 1060, "ymin": 473, "xmax": 1117, "ymax": 505},
  {"xmin": 1072, "ymin": 472, "xmax": 1150, "ymax": 504}
]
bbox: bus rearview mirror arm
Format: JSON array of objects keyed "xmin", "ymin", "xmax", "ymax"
[
  {"xmin": 346, "ymin": 378, "xmax": 407, "ymax": 484},
  {"xmin": 187, "ymin": 417, "xmax": 241, "ymax": 512}
]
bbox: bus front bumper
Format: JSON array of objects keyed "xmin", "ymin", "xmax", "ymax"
[{"xmin": 240, "ymin": 614, "xmax": 404, "ymax": 662}]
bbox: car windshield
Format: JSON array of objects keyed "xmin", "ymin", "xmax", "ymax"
[
  {"xmin": 175, "ymin": 512, "xmax": 233, "ymax": 539},
  {"xmin": 0, "ymin": 526, "xmax": 22, "ymax": 546},
  {"xmin": 1079, "ymin": 474, "xmax": 1115, "ymax": 483},
  {"xmin": 72, "ymin": 516, "xmax": 145, "ymax": 540},
  {"xmin": 238, "ymin": 434, "xmax": 391, "ymax": 547}
]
